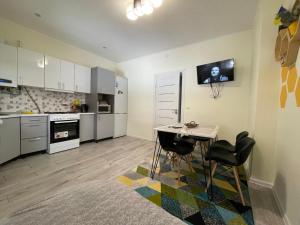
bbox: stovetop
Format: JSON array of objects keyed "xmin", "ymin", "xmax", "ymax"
[
  {"xmin": 48, "ymin": 112, "xmax": 80, "ymax": 121},
  {"xmin": 45, "ymin": 112, "xmax": 78, "ymax": 114}
]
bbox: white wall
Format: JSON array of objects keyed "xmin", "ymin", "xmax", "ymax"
[
  {"xmin": 0, "ymin": 17, "xmax": 116, "ymax": 70},
  {"xmin": 249, "ymin": 0, "xmax": 281, "ymax": 184},
  {"xmin": 272, "ymin": 3, "xmax": 300, "ymax": 225},
  {"xmin": 250, "ymin": 0, "xmax": 300, "ymax": 224},
  {"xmin": 118, "ymin": 30, "xmax": 254, "ymax": 141}
]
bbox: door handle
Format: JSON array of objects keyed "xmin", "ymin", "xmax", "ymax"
[
  {"xmin": 28, "ymin": 137, "xmax": 41, "ymax": 142},
  {"xmin": 174, "ymin": 109, "xmax": 178, "ymax": 115}
]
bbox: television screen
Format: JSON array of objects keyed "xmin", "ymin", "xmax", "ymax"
[{"xmin": 197, "ymin": 59, "xmax": 235, "ymax": 85}]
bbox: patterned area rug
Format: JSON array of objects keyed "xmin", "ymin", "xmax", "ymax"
[{"xmin": 117, "ymin": 156, "xmax": 254, "ymax": 225}]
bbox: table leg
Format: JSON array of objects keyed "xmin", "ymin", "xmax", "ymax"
[
  {"xmin": 152, "ymin": 146, "xmax": 162, "ymax": 179},
  {"xmin": 200, "ymin": 142, "xmax": 207, "ymax": 187},
  {"xmin": 208, "ymin": 138, "xmax": 214, "ymax": 201},
  {"xmin": 150, "ymin": 135, "xmax": 159, "ymax": 179}
]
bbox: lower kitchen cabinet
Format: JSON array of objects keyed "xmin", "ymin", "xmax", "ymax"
[
  {"xmin": 21, "ymin": 116, "xmax": 48, "ymax": 155},
  {"xmin": 0, "ymin": 118, "xmax": 20, "ymax": 164},
  {"xmin": 97, "ymin": 114, "xmax": 114, "ymax": 140},
  {"xmin": 80, "ymin": 114, "xmax": 94, "ymax": 142}
]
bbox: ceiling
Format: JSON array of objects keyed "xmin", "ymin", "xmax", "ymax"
[{"xmin": 0, "ymin": 0, "xmax": 258, "ymax": 62}]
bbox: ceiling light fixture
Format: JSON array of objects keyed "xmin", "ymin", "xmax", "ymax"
[{"xmin": 126, "ymin": 0, "xmax": 163, "ymax": 21}]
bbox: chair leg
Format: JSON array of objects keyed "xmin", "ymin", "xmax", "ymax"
[
  {"xmin": 205, "ymin": 161, "xmax": 217, "ymax": 192},
  {"xmin": 176, "ymin": 155, "xmax": 181, "ymax": 184},
  {"xmin": 233, "ymin": 166, "xmax": 246, "ymax": 206},
  {"xmin": 187, "ymin": 154, "xmax": 195, "ymax": 173}
]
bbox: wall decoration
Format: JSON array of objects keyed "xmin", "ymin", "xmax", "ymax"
[
  {"xmin": 295, "ymin": 77, "xmax": 300, "ymax": 106},
  {"xmin": 280, "ymin": 66, "xmax": 300, "ymax": 108},
  {"xmin": 274, "ymin": 2, "xmax": 300, "ymax": 67},
  {"xmin": 287, "ymin": 66, "xmax": 298, "ymax": 92},
  {"xmin": 0, "ymin": 87, "xmax": 86, "ymax": 113},
  {"xmin": 275, "ymin": 1, "xmax": 300, "ymax": 108},
  {"xmin": 280, "ymin": 84, "xmax": 288, "ymax": 108}
]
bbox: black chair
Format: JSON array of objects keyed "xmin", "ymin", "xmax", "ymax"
[
  {"xmin": 157, "ymin": 131, "xmax": 195, "ymax": 182},
  {"xmin": 212, "ymin": 131, "xmax": 249, "ymax": 151},
  {"xmin": 205, "ymin": 136, "xmax": 255, "ymax": 206}
]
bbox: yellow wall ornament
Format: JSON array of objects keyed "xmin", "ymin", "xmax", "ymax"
[
  {"xmin": 275, "ymin": 1, "xmax": 300, "ymax": 108},
  {"xmin": 280, "ymin": 66, "xmax": 300, "ymax": 108}
]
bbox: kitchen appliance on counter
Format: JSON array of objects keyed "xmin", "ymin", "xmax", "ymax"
[
  {"xmin": 98, "ymin": 100, "xmax": 111, "ymax": 114},
  {"xmin": 0, "ymin": 78, "xmax": 13, "ymax": 86},
  {"xmin": 80, "ymin": 104, "xmax": 89, "ymax": 113},
  {"xmin": 47, "ymin": 112, "xmax": 80, "ymax": 154}
]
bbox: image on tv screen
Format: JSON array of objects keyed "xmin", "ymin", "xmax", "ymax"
[{"xmin": 197, "ymin": 59, "xmax": 234, "ymax": 85}]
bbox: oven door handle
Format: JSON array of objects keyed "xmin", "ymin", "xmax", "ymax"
[{"xmin": 54, "ymin": 120, "xmax": 78, "ymax": 124}]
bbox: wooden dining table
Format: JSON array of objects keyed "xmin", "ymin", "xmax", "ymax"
[{"xmin": 150, "ymin": 124, "xmax": 219, "ymax": 197}]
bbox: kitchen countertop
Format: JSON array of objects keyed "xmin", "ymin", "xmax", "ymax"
[
  {"xmin": 0, "ymin": 112, "xmax": 95, "ymax": 119},
  {"xmin": 0, "ymin": 114, "xmax": 49, "ymax": 119}
]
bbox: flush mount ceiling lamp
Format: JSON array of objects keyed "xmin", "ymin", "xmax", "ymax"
[{"xmin": 126, "ymin": 0, "xmax": 163, "ymax": 21}]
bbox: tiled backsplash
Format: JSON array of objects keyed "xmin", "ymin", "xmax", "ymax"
[{"xmin": 0, "ymin": 87, "xmax": 86, "ymax": 113}]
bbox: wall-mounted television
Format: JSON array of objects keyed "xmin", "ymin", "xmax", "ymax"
[{"xmin": 197, "ymin": 59, "xmax": 235, "ymax": 85}]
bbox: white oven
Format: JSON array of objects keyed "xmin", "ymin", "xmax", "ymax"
[{"xmin": 47, "ymin": 113, "xmax": 80, "ymax": 154}]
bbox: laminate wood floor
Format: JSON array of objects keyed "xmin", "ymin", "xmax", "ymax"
[{"xmin": 0, "ymin": 136, "xmax": 285, "ymax": 225}]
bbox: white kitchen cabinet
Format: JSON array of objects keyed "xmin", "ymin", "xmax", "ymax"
[
  {"xmin": 45, "ymin": 56, "xmax": 61, "ymax": 90},
  {"xmin": 0, "ymin": 118, "xmax": 20, "ymax": 164},
  {"xmin": 75, "ymin": 64, "xmax": 91, "ymax": 93},
  {"xmin": 60, "ymin": 60, "xmax": 75, "ymax": 92},
  {"xmin": 0, "ymin": 43, "xmax": 18, "ymax": 87},
  {"xmin": 45, "ymin": 56, "xmax": 75, "ymax": 92},
  {"xmin": 18, "ymin": 48, "xmax": 45, "ymax": 88}
]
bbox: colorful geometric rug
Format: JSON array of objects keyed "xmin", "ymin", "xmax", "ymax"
[{"xmin": 117, "ymin": 156, "xmax": 254, "ymax": 225}]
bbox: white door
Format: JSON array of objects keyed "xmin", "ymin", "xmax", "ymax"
[
  {"xmin": 0, "ymin": 43, "xmax": 17, "ymax": 87},
  {"xmin": 18, "ymin": 48, "xmax": 44, "ymax": 88},
  {"xmin": 115, "ymin": 76, "xmax": 128, "ymax": 114},
  {"xmin": 74, "ymin": 64, "xmax": 91, "ymax": 93},
  {"xmin": 60, "ymin": 60, "xmax": 75, "ymax": 92},
  {"xmin": 114, "ymin": 114, "xmax": 127, "ymax": 138},
  {"xmin": 45, "ymin": 56, "xmax": 61, "ymax": 90},
  {"xmin": 154, "ymin": 72, "xmax": 182, "ymax": 128}
]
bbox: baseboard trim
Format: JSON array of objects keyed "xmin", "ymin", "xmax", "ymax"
[
  {"xmin": 249, "ymin": 177, "xmax": 273, "ymax": 188},
  {"xmin": 272, "ymin": 188, "xmax": 292, "ymax": 225},
  {"xmin": 249, "ymin": 177, "xmax": 291, "ymax": 225}
]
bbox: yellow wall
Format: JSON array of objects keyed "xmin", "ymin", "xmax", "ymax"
[
  {"xmin": 118, "ymin": 30, "xmax": 254, "ymax": 141},
  {"xmin": 0, "ymin": 17, "xmax": 116, "ymax": 70}
]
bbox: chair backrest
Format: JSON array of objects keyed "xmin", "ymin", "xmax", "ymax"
[
  {"xmin": 157, "ymin": 131, "xmax": 177, "ymax": 151},
  {"xmin": 236, "ymin": 131, "xmax": 249, "ymax": 143},
  {"xmin": 235, "ymin": 137, "xmax": 255, "ymax": 165}
]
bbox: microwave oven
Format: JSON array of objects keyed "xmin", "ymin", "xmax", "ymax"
[{"xmin": 98, "ymin": 104, "xmax": 111, "ymax": 113}]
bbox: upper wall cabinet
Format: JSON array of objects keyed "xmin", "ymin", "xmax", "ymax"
[
  {"xmin": 45, "ymin": 56, "xmax": 61, "ymax": 90},
  {"xmin": 96, "ymin": 67, "xmax": 115, "ymax": 95},
  {"xmin": 60, "ymin": 60, "xmax": 75, "ymax": 92},
  {"xmin": 0, "ymin": 43, "xmax": 18, "ymax": 87},
  {"xmin": 74, "ymin": 64, "xmax": 91, "ymax": 93},
  {"xmin": 18, "ymin": 48, "xmax": 45, "ymax": 88},
  {"xmin": 45, "ymin": 56, "xmax": 75, "ymax": 92}
]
